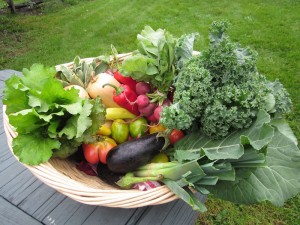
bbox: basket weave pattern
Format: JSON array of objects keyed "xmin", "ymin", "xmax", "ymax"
[{"xmin": 2, "ymin": 54, "xmax": 179, "ymax": 207}]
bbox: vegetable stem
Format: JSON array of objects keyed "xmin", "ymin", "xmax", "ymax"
[{"xmin": 116, "ymin": 172, "xmax": 163, "ymax": 189}]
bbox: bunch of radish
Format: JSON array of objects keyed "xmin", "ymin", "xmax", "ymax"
[{"xmin": 135, "ymin": 82, "xmax": 171, "ymax": 123}]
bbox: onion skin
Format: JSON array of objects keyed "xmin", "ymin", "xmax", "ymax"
[
  {"xmin": 87, "ymin": 73, "xmax": 121, "ymax": 108},
  {"xmin": 65, "ymin": 85, "xmax": 90, "ymax": 99}
]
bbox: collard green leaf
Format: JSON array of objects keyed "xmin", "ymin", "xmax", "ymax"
[
  {"xmin": 176, "ymin": 32, "xmax": 198, "ymax": 69},
  {"xmin": 240, "ymin": 110, "xmax": 274, "ymax": 150},
  {"xmin": 205, "ymin": 124, "xmax": 300, "ymax": 206},
  {"xmin": 271, "ymin": 118, "xmax": 298, "ymax": 145},
  {"xmin": 201, "ymin": 161, "xmax": 236, "ymax": 181},
  {"xmin": 175, "ymin": 110, "xmax": 273, "ymax": 161}
]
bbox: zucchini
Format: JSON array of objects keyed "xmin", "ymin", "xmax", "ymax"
[{"xmin": 106, "ymin": 133, "xmax": 165, "ymax": 173}]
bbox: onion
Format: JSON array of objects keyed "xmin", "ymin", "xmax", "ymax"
[
  {"xmin": 65, "ymin": 85, "xmax": 90, "ymax": 99},
  {"xmin": 86, "ymin": 73, "xmax": 121, "ymax": 108}
]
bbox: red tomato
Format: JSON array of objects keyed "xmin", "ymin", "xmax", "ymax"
[
  {"xmin": 83, "ymin": 138, "xmax": 117, "ymax": 164},
  {"xmin": 98, "ymin": 138, "xmax": 117, "ymax": 164},
  {"xmin": 169, "ymin": 129, "xmax": 185, "ymax": 145},
  {"xmin": 83, "ymin": 143, "xmax": 99, "ymax": 164}
]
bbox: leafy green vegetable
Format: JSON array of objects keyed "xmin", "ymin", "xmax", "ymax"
[
  {"xmin": 3, "ymin": 63, "xmax": 106, "ymax": 165},
  {"xmin": 205, "ymin": 121, "xmax": 300, "ymax": 206},
  {"xmin": 175, "ymin": 110, "xmax": 273, "ymax": 161},
  {"xmin": 120, "ymin": 26, "xmax": 197, "ymax": 93},
  {"xmin": 160, "ymin": 21, "xmax": 292, "ymax": 139},
  {"xmin": 175, "ymin": 32, "xmax": 198, "ymax": 70},
  {"xmin": 169, "ymin": 112, "xmax": 300, "ymax": 210},
  {"xmin": 13, "ymin": 133, "xmax": 61, "ymax": 165},
  {"xmin": 163, "ymin": 179, "xmax": 207, "ymax": 212}
]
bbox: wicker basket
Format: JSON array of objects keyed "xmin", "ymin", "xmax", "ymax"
[{"xmin": 2, "ymin": 53, "xmax": 179, "ymax": 208}]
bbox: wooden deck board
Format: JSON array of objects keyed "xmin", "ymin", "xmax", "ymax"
[
  {"xmin": 0, "ymin": 161, "xmax": 27, "ymax": 188},
  {"xmin": 62, "ymin": 203, "xmax": 98, "ymax": 225},
  {"xmin": 0, "ymin": 169, "xmax": 40, "ymax": 205},
  {"xmin": 0, "ymin": 196, "xmax": 42, "ymax": 225},
  {"xmin": 81, "ymin": 206, "xmax": 138, "ymax": 225},
  {"xmin": 42, "ymin": 197, "xmax": 87, "ymax": 224},
  {"xmin": 0, "ymin": 70, "xmax": 205, "ymax": 225},
  {"xmin": 32, "ymin": 192, "xmax": 66, "ymax": 221},
  {"xmin": 18, "ymin": 183, "xmax": 59, "ymax": 216},
  {"xmin": 0, "ymin": 80, "xmax": 4, "ymax": 98}
]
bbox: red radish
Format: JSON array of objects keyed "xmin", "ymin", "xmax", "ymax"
[
  {"xmin": 136, "ymin": 95, "xmax": 150, "ymax": 107},
  {"xmin": 154, "ymin": 106, "xmax": 163, "ymax": 121},
  {"xmin": 147, "ymin": 114, "xmax": 157, "ymax": 123},
  {"xmin": 136, "ymin": 82, "xmax": 151, "ymax": 95},
  {"xmin": 138, "ymin": 102, "xmax": 157, "ymax": 117}
]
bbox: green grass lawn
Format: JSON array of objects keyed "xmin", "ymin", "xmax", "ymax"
[{"xmin": 1, "ymin": 0, "xmax": 300, "ymax": 224}]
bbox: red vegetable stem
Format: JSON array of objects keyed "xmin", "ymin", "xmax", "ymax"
[{"xmin": 103, "ymin": 83, "xmax": 140, "ymax": 116}]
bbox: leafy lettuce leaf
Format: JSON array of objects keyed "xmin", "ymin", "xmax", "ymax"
[
  {"xmin": 3, "ymin": 63, "xmax": 106, "ymax": 165},
  {"xmin": 12, "ymin": 132, "xmax": 61, "ymax": 165}
]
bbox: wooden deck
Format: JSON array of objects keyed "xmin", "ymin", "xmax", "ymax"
[{"xmin": 0, "ymin": 70, "xmax": 206, "ymax": 225}]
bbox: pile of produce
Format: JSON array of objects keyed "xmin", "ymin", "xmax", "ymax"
[{"xmin": 3, "ymin": 21, "xmax": 300, "ymax": 212}]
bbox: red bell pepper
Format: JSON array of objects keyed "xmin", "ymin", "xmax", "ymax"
[
  {"xmin": 103, "ymin": 83, "xmax": 140, "ymax": 116},
  {"xmin": 113, "ymin": 71, "xmax": 137, "ymax": 92}
]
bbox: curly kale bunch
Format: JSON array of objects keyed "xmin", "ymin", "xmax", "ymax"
[{"xmin": 160, "ymin": 21, "xmax": 292, "ymax": 139}]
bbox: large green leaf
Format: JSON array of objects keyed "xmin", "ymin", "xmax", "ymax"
[
  {"xmin": 21, "ymin": 64, "xmax": 56, "ymax": 91},
  {"xmin": 175, "ymin": 110, "xmax": 273, "ymax": 161},
  {"xmin": 58, "ymin": 99, "xmax": 93, "ymax": 139},
  {"xmin": 205, "ymin": 122, "xmax": 300, "ymax": 206},
  {"xmin": 175, "ymin": 33, "xmax": 198, "ymax": 69},
  {"xmin": 13, "ymin": 133, "xmax": 60, "ymax": 165},
  {"xmin": 3, "ymin": 76, "xmax": 30, "ymax": 114}
]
